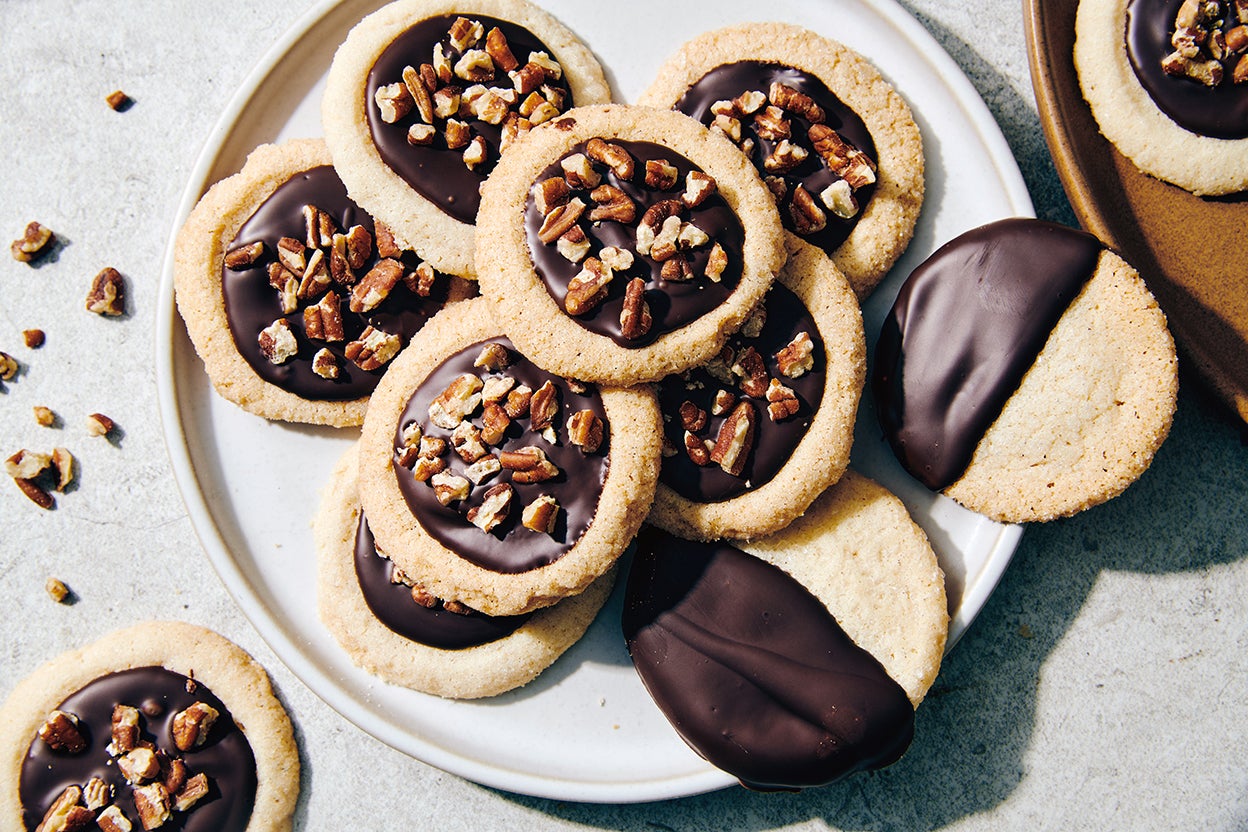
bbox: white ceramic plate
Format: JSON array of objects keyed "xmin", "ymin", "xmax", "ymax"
[{"xmin": 156, "ymin": 0, "xmax": 1030, "ymax": 804}]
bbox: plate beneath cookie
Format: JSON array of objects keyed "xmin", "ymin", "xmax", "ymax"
[
  {"xmin": 157, "ymin": 0, "xmax": 1029, "ymax": 803},
  {"xmin": 1025, "ymin": 0, "xmax": 1248, "ymax": 424}
]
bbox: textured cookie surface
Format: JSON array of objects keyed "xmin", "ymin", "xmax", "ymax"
[
  {"xmin": 173, "ymin": 138, "xmax": 471, "ymax": 426},
  {"xmin": 1075, "ymin": 0, "xmax": 1248, "ymax": 195},
  {"xmin": 322, "ymin": 0, "xmax": 611, "ymax": 278},
  {"xmin": 475, "ymin": 103, "xmax": 785, "ymax": 385},
  {"xmin": 875, "ymin": 218, "xmax": 1178, "ymax": 523},
  {"xmin": 316, "ymin": 444, "xmax": 613, "ymax": 699},
  {"xmin": 637, "ymin": 23, "xmax": 924, "ymax": 298},
  {"xmin": 647, "ymin": 234, "xmax": 865, "ymax": 541},
  {"xmin": 0, "ymin": 622, "xmax": 299, "ymax": 832},
  {"xmin": 357, "ymin": 297, "xmax": 660, "ymax": 616}
]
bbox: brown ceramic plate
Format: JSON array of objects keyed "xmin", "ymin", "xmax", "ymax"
[{"xmin": 1024, "ymin": 0, "xmax": 1248, "ymax": 423}]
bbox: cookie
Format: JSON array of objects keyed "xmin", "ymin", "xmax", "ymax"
[
  {"xmin": 625, "ymin": 471, "xmax": 948, "ymax": 791},
  {"xmin": 636, "ymin": 23, "xmax": 925, "ymax": 298},
  {"xmin": 357, "ymin": 297, "xmax": 660, "ymax": 616},
  {"xmin": 646, "ymin": 234, "xmax": 865, "ymax": 541},
  {"xmin": 1074, "ymin": 0, "xmax": 1248, "ymax": 195},
  {"xmin": 0, "ymin": 622, "xmax": 298, "ymax": 832},
  {"xmin": 174, "ymin": 138, "xmax": 473, "ymax": 426},
  {"xmin": 322, "ymin": 0, "xmax": 611, "ymax": 278},
  {"xmin": 874, "ymin": 218, "xmax": 1179, "ymax": 523},
  {"xmin": 474, "ymin": 103, "xmax": 786, "ymax": 385},
  {"xmin": 316, "ymin": 443, "xmax": 614, "ymax": 699}
]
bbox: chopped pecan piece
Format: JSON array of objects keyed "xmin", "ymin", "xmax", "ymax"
[
  {"xmin": 499, "ymin": 446, "xmax": 559, "ymax": 483},
  {"xmin": 11, "ymin": 221, "xmax": 54, "ymax": 263},
  {"xmin": 566, "ymin": 409, "xmax": 604, "ymax": 453},
  {"xmin": 510, "ymin": 62, "xmax": 546, "ymax": 95},
  {"xmin": 732, "ymin": 346, "xmax": 769, "ymax": 398},
  {"xmin": 741, "ymin": 303, "xmax": 767, "ymax": 338},
  {"xmin": 350, "ymin": 258, "xmax": 403, "ymax": 313},
  {"xmin": 481, "ymin": 374, "xmax": 516, "ymax": 403},
  {"xmin": 522, "ymin": 494, "xmax": 559, "ymax": 533},
  {"xmin": 444, "ymin": 118, "xmax": 471, "ymax": 149},
  {"xmin": 682, "ymin": 171, "xmax": 717, "ymax": 208},
  {"xmin": 467, "ymin": 483, "xmax": 514, "ymax": 532},
  {"xmin": 1161, "ymin": 51, "xmax": 1224, "ymax": 84},
  {"xmin": 258, "ymin": 318, "xmax": 298, "ymax": 365},
  {"xmin": 82, "ymin": 777, "xmax": 110, "ymax": 812},
  {"xmin": 402, "ymin": 64, "xmax": 435, "ymax": 123},
  {"xmin": 763, "ymin": 139, "xmax": 808, "ymax": 174},
  {"xmin": 484, "ymin": 26, "xmax": 519, "ymax": 72},
  {"xmin": 808, "ymin": 124, "xmax": 877, "ymax": 188},
  {"xmin": 451, "ymin": 421, "xmax": 489, "ymax": 463},
  {"xmin": 35, "ymin": 785, "xmax": 92, "ymax": 832},
  {"xmin": 564, "ymin": 257, "xmax": 613, "ymax": 315},
  {"xmin": 407, "ymin": 123, "xmax": 436, "ymax": 145},
  {"xmin": 6, "ymin": 449, "xmax": 51, "ymax": 479},
  {"xmin": 711, "ymin": 389, "xmax": 736, "ymax": 416},
  {"xmin": 684, "ymin": 430, "xmax": 712, "ymax": 466},
  {"xmin": 86, "ymin": 412, "xmax": 115, "ymax": 437},
  {"xmin": 15, "ymin": 480, "xmax": 53, "ymax": 508},
  {"xmin": 635, "ymin": 199, "xmax": 683, "ymax": 255},
  {"xmin": 709, "ymin": 400, "xmax": 756, "ymax": 477},
  {"xmin": 648, "ymin": 215, "xmax": 684, "ymax": 262},
  {"xmin": 775, "ymin": 331, "xmax": 815, "ymax": 378},
  {"xmin": 1, "ymin": 352, "xmax": 19, "ymax": 381},
  {"xmin": 733, "ymin": 90, "xmax": 767, "ymax": 115},
  {"xmin": 276, "ymin": 236, "xmax": 306, "ymax": 273},
  {"xmin": 532, "ymin": 177, "xmax": 571, "ymax": 214},
  {"xmin": 586, "ymin": 138, "xmax": 636, "ymax": 180},
  {"xmin": 619, "ymin": 277, "xmax": 652, "ymax": 341},
  {"xmin": 464, "ymin": 454, "xmax": 502, "ymax": 485},
  {"xmin": 431, "ymin": 471, "xmax": 471, "ymax": 505},
  {"xmin": 454, "ymin": 49, "xmax": 495, "ymax": 83},
  {"xmin": 753, "ymin": 105, "xmax": 791, "ymax": 140},
  {"xmin": 374, "ymin": 81, "xmax": 413, "ymax": 122},
  {"xmin": 172, "ymin": 702, "xmax": 219, "ymax": 751},
  {"xmin": 85, "ymin": 267, "xmax": 125, "ymax": 316},
  {"xmin": 110, "ymin": 704, "xmax": 140, "ymax": 755},
  {"xmin": 766, "ymin": 378, "xmax": 801, "ymax": 421},
  {"xmin": 661, "ymin": 254, "xmax": 693, "ymax": 282},
  {"xmin": 538, "ymin": 197, "xmax": 586, "ymax": 244},
  {"xmin": 644, "ymin": 158, "xmax": 679, "ymax": 190},
  {"xmin": 118, "ymin": 747, "xmax": 160, "ymax": 784},
  {"xmin": 598, "ymin": 245, "xmax": 634, "ymax": 272},
  {"xmin": 39, "ymin": 710, "xmax": 86, "ymax": 753},
  {"xmin": 48, "ymin": 447, "xmax": 73, "ymax": 492},
  {"xmin": 474, "ymin": 342, "xmax": 511, "ymax": 371},
  {"xmin": 561, "ymin": 153, "xmax": 601, "ymax": 189},
  {"xmin": 411, "ymin": 455, "xmax": 447, "ymax": 482},
  {"xmin": 820, "ymin": 179, "xmax": 859, "ymax": 219},
  {"xmin": 344, "ymin": 326, "xmax": 401, "ymax": 371},
  {"xmin": 588, "ymin": 184, "xmax": 636, "ymax": 223},
  {"xmin": 45, "ymin": 577, "xmax": 70, "ymax": 603},
  {"xmin": 463, "ymin": 135, "xmax": 489, "ymax": 169},
  {"xmin": 679, "ymin": 400, "xmax": 707, "ymax": 432},
  {"xmin": 296, "ymin": 249, "xmax": 331, "ymax": 300},
  {"xmin": 310, "ymin": 348, "xmax": 338, "ymax": 380},
  {"xmin": 95, "ymin": 805, "xmax": 131, "ymax": 832},
  {"xmin": 224, "ymin": 240, "xmax": 264, "ymax": 270},
  {"xmin": 504, "ymin": 384, "xmax": 533, "ymax": 418},
  {"xmin": 788, "ymin": 184, "xmax": 827, "ymax": 235},
  {"xmin": 132, "ymin": 783, "xmax": 171, "ymax": 831},
  {"xmin": 557, "ymin": 225, "xmax": 591, "ymax": 263},
  {"xmin": 171, "ymin": 772, "xmax": 210, "ymax": 814},
  {"xmin": 304, "ymin": 291, "xmax": 345, "ymax": 341},
  {"xmin": 528, "ymin": 380, "xmax": 559, "ymax": 430},
  {"xmin": 769, "ymin": 82, "xmax": 825, "ymax": 123},
  {"xmin": 429, "ymin": 373, "xmax": 484, "ymax": 428},
  {"xmin": 449, "ymin": 16, "xmax": 484, "ymax": 50},
  {"xmin": 1235, "ymin": 53, "xmax": 1248, "ymax": 83},
  {"xmin": 480, "ymin": 402, "xmax": 511, "ymax": 445},
  {"xmin": 711, "ymin": 113, "xmax": 742, "ymax": 143}
]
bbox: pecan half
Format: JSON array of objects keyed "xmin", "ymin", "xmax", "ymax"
[{"xmin": 808, "ymin": 124, "xmax": 877, "ymax": 188}]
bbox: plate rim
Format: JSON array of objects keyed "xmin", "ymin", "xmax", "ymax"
[{"xmin": 156, "ymin": 0, "xmax": 1030, "ymax": 803}]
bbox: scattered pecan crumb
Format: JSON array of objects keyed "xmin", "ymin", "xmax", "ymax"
[
  {"xmin": 85, "ymin": 412, "xmax": 116, "ymax": 437},
  {"xmin": 106, "ymin": 89, "xmax": 133, "ymax": 111},
  {"xmin": 10, "ymin": 222, "xmax": 54, "ymax": 263},
  {"xmin": 0, "ymin": 351, "xmax": 18, "ymax": 381},
  {"xmin": 85, "ymin": 268, "xmax": 125, "ymax": 316},
  {"xmin": 45, "ymin": 577, "xmax": 70, "ymax": 603},
  {"xmin": 33, "ymin": 406, "xmax": 56, "ymax": 427},
  {"xmin": 23, "ymin": 329, "xmax": 45, "ymax": 348}
]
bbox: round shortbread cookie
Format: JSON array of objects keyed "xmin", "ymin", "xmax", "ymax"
[
  {"xmin": 316, "ymin": 443, "xmax": 614, "ymax": 699},
  {"xmin": 357, "ymin": 297, "xmax": 661, "ymax": 616},
  {"xmin": 874, "ymin": 218, "xmax": 1178, "ymax": 524},
  {"xmin": 0, "ymin": 622, "xmax": 298, "ymax": 832},
  {"xmin": 474, "ymin": 103, "xmax": 786, "ymax": 385},
  {"xmin": 636, "ymin": 22, "xmax": 925, "ymax": 298},
  {"xmin": 624, "ymin": 471, "xmax": 947, "ymax": 790},
  {"xmin": 173, "ymin": 138, "xmax": 473, "ymax": 427},
  {"xmin": 322, "ymin": 0, "xmax": 611, "ymax": 279},
  {"xmin": 1075, "ymin": 0, "xmax": 1248, "ymax": 195},
  {"xmin": 647, "ymin": 234, "xmax": 865, "ymax": 541}
]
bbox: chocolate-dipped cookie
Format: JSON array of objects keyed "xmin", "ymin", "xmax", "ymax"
[
  {"xmin": 357, "ymin": 297, "xmax": 660, "ymax": 616},
  {"xmin": 0, "ymin": 622, "xmax": 298, "ymax": 832},
  {"xmin": 625, "ymin": 472, "xmax": 948, "ymax": 791},
  {"xmin": 474, "ymin": 103, "xmax": 786, "ymax": 385},
  {"xmin": 647, "ymin": 234, "xmax": 865, "ymax": 541},
  {"xmin": 874, "ymin": 218, "xmax": 1178, "ymax": 523},
  {"xmin": 1075, "ymin": 0, "xmax": 1248, "ymax": 195},
  {"xmin": 637, "ymin": 23, "xmax": 925, "ymax": 298},
  {"xmin": 322, "ymin": 0, "xmax": 611, "ymax": 278},
  {"xmin": 173, "ymin": 139, "xmax": 473, "ymax": 426},
  {"xmin": 316, "ymin": 443, "xmax": 614, "ymax": 698}
]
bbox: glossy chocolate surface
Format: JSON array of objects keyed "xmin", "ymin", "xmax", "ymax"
[
  {"xmin": 623, "ymin": 529, "xmax": 914, "ymax": 791},
  {"xmin": 524, "ymin": 140, "xmax": 744, "ymax": 348},
  {"xmin": 873, "ymin": 218, "xmax": 1103, "ymax": 491},
  {"xmin": 20, "ymin": 668, "xmax": 256, "ymax": 831},
  {"xmin": 223, "ymin": 165, "xmax": 448, "ymax": 400},
  {"xmin": 354, "ymin": 514, "xmax": 530, "ymax": 647},
  {"xmin": 676, "ymin": 61, "xmax": 878, "ymax": 255},
  {"xmin": 1126, "ymin": 0, "xmax": 1248, "ymax": 139},
  {"xmin": 394, "ymin": 338, "xmax": 608, "ymax": 573},
  {"xmin": 657, "ymin": 283, "xmax": 825, "ymax": 501},
  {"xmin": 366, "ymin": 14, "xmax": 574, "ymax": 224}
]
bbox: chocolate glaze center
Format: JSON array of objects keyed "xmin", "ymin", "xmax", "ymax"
[
  {"xmin": 20, "ymin": 667, "xmax": 257, "ymax": 832},
  {"xmin": 873, "ymin": 218, "xmax": 1103, "ymax": 491}
]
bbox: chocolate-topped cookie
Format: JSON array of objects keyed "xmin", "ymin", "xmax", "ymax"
[
  {"xmin": 625, "ymin": 472, "xmax": 948, "ymax": 791},
  {"xmin": 637, "ymin": 23, "xmax": 925, "ymax": 298},
  {"xmin": 322, "ymin": 0, "xmax": 611, "ymax": 278},
  {"xmin": 647, "ymin": 234, "xmax": 865, "ymax": 541},
  {"xmin": 874, "ymin": 218, "xmax": 1178, "ymax": 523},
  {"xmin": 475, "ymin": 104, "xmax": 785, "ymax": 385},
  {"xmin": 357, "ymin": 297, "xmax": 661, "ymax": 616},
  {"xmin": 173, "ymin": 139, "xmax": 473, "ymax": 426},
  {"xmin": 1075, "ymin": 0, "xmax": 1248, "ymax": 194},
  {"xmin": 0, "ymin": 622, "xmax": 298, "ymax": 832},
  {"xmin": 315, "ymin": 444, "xmax": 613, "ymax": 698}
]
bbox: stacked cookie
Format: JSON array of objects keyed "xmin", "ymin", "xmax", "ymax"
[{"xmin": 164, "ymin": 0, "xmax": 1178, "ymax": 796}]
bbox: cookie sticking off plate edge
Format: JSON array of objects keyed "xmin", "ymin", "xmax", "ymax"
[
  {"xmin": 737, "ymin": 470, "xmax": 949, "ymax": 708},
  {"xmin": 0, "ymin": 621, "xmax": 299, "ymax": 832},
  {"xmin": 322, "ymin": 0, "xmax": 612, "ymax": 279},
  {"xmin": 944, "ymin": 248, "xmax": 1178, "ymax": 523},
  {"xmin": 316, "ymin": 442, "xmax": 615, "ymax": 699},
  {"xmin": 1074, "ymin": 0, "xmax": 1248, "ymax": 195},
  {"xmin": 636, "ymin": 22, "xmax": 925, "ymax": 298},
  {"xmin": 647, "ymin": 233, "xmax": 865, "ymax": 541},
  {"xmin": 357, "ymin": 296, "xmax": 661, "ymax": 616},
  {"xmin": 475, "ymin": 103, "xmax": 786, "ymax": 385}
]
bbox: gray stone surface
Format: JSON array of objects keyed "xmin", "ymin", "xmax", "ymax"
[{"xmin": 2, "ymin": 0, "xmax": 1246, "ymax": 829}]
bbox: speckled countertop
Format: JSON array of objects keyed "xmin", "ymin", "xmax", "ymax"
[{"xmin": 2, "ymin": 1, "xmax": 1246, "ymax": 829}]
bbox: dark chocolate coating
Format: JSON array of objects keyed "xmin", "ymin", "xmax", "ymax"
[
  {"xmin": 1126, "ymin": 0, "xmax": 1248, "ymax": 140},
  {"xmin": 20, "ymin": 668, "xmax": 256, "ymax": 831},
  {"xmin": 873, "ymin": 218, "xmax": 1103, "ymax": 491},
  {"xmin": 393, "ymin": 338, "xmax": 609, "ymax": 573},
  {"xmin": 676, "ymin": 61, "xmax": 878, "ymax": 255},
  {"xmin": 623, "ymin": 528, "xmax": 914, "ymax": 791},
  {"xmin": 657, "ymin": 282, "xmax": 825, "ymax": 501},
  {"xmin": 354, "ymin": 513, "xmax": 530, "ymax": 647},
  {"xmin": 524, "ymin": 140, "xmax": 745, "ymax": 348},
  {"xmin": 222, "ymin": 165, "xmax": 448, "ymax": 401},
  {"xmin": 365, "ymin": 14, "xmax": 574, "ymax": 224}
]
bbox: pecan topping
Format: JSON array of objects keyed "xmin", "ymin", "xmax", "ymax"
[
  {"xmin": 82, "ymin": 777, "xmax": 110, "ymax": 812},
  {"xmin": 538, "ymin": 198, "xmax": 586, "ymax": 244},
  {"xmin": 732, "ymin": 346, "xmax": 769, "ymax": 398},
  {"xmin": 528, "ymin": 380, "xmax": 559, "ymax": 430},
  {"xmin": 775, "ymin": 331, "xmax": 815, "ymax": 378},
  {"xmin": 619, "ymin": 277, "xmax": 652, "ymax": 341},
  {"xmin": 766, "ymin": 378, "xmax": 801, "ymax": 421},
  {"xmin": 296, "ymin": 248, "xmax": 331, "ymax": 300},
  {"xmin": 85, "ymin": 267, "xmax": 125, "ymax": 316},
  {"xmin": 504, "ymin": 384, "xmax": 533, "ymax": 418},
  {"xmin": 769, "ymin": 82, "xmax": 826, "ymax": 123},
  {"xmin": 586, "ymin": 138, "xmax": 636, "ymax": 180},
  {"xmin": 429, "ymin": 374, "xmax": 484, "ymax": 428},
  {"xmin": 709, "ymin": 400, "xmax": 756, "ymax": 477},
  {"xmin": 173, "ymin": 773, "xmax": 210, "ymax": 814},
  {"xmin": 258, "ymin": 318, "xmax": 298, "ymax": 365},
  {"xmin": 10, "ymin": 221, "xmax": 54, "ymax": 263},
  {"xmin": 566, "ymin": 409, "xmax": 604, "ymax": 453},
  {"xmin": 763, "ymin": 139, "xmax": 809, "ymax": 174},
  {"xmin": 589, "ymin": 184, "xmax": 636, "ymax": 223},
  {"xmin": 499, "ymin": 446, "xmax": 560, "ymax": 483},
  {"xmin": 565, "ymin": 257, "xmax": 613, "ymax": 315},
  {"xmin": 636, "ymin": 199, "xmax": 684, "ymax": 255},
  {"xmin": 561, "ymin": 153, "xmax": 601, "ymax": 190},
  {"xmin": 753, "ymin": 105, "xmax": 791, "ymax": 141},
  {"xmin": 431, "ymin": 471, "xmax": 471, "ymax": 505},
  {"xmin": 344, "ymin": 326, "xmax": 401, "ymax": 371},
  {"xmin": 171, "ymin": 702, "xmax": 219, "ymax": 751},
  {"xmin": 451, "ymin": 421, "xmax": 489, "ymax": 463},
  {"xmin": 711, "ymin": 388, "xmax": 736, "ymax": 416},
  {"xmin": 682, "ymin": 171, "xmax": 717, "ymax": 208},
  {"xmin": 684, "ymin": 430, "xmax": 712, "ymax": 466},
  {"xmin": 644, "ymin": 158, "xmax": 679, "ymax": 190},
  {"xmin": 303, "ymin": 291, "xmax": 345, "ymax": 341},
  {"xmin": 522, "ymin": 494, "xmax": 560, "ymax": 533},
  {"xmin": 464, "ymin": 454, "xmax": 502, "ymax": 485},
  {"xmin": 788, "ymin": 183, "xmax": 827, "ymax": 235},
  {"xmin": 480, "ymin": 401, "xmax": 511, "ymax": 445},
  {"xmin": 350, "ymin": 258, "xmax": 403, "ymax": 313},
  {"xmin": 808, "ymin": 124, "xmax": 877, "ymax": 188},
  {"xmin": 111, "ymin": 704, "xmax": 140, "ymax": 755},
  {"xmin": 557, "ymin": 225, "xmax": 591, "ymax": 263},
  {"xmin": 45, "ymin": 577, "xmax": 71, "ymax": 603},
  {"xmin": 35, "ymin": 786, "xmax": 93, "ymax": 832},
  {"xmin": 224, "ymin": 240, "xmax": 264, "ymax": 270},
  {"xmin": 679, "ymin": 400, "xmax": 708, "ymax": 432},
  {"xmin": 466, "ymin": 482, "xmax": 514, "ymax": 531},
  {"xmin": 118, "ymin": 747, "xmax": 161, "ymax": 785},
  {"xmin": 39, "ymin": 710, "xmax": 86, "ymax": 753},
  {"xmin": 86, "ymin": 412, "xmax": 116, "ymax": 437},
  {"xmin": 375, "ymin": 82, "xmax": 413, "ymax": 123},
  {"xmin": 132, "ymin": 783, "xmax": 172, "ymax": 831},
  {"xmin": 0, "ymin": 352, "xmax": 19, "ymax": 381}
]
